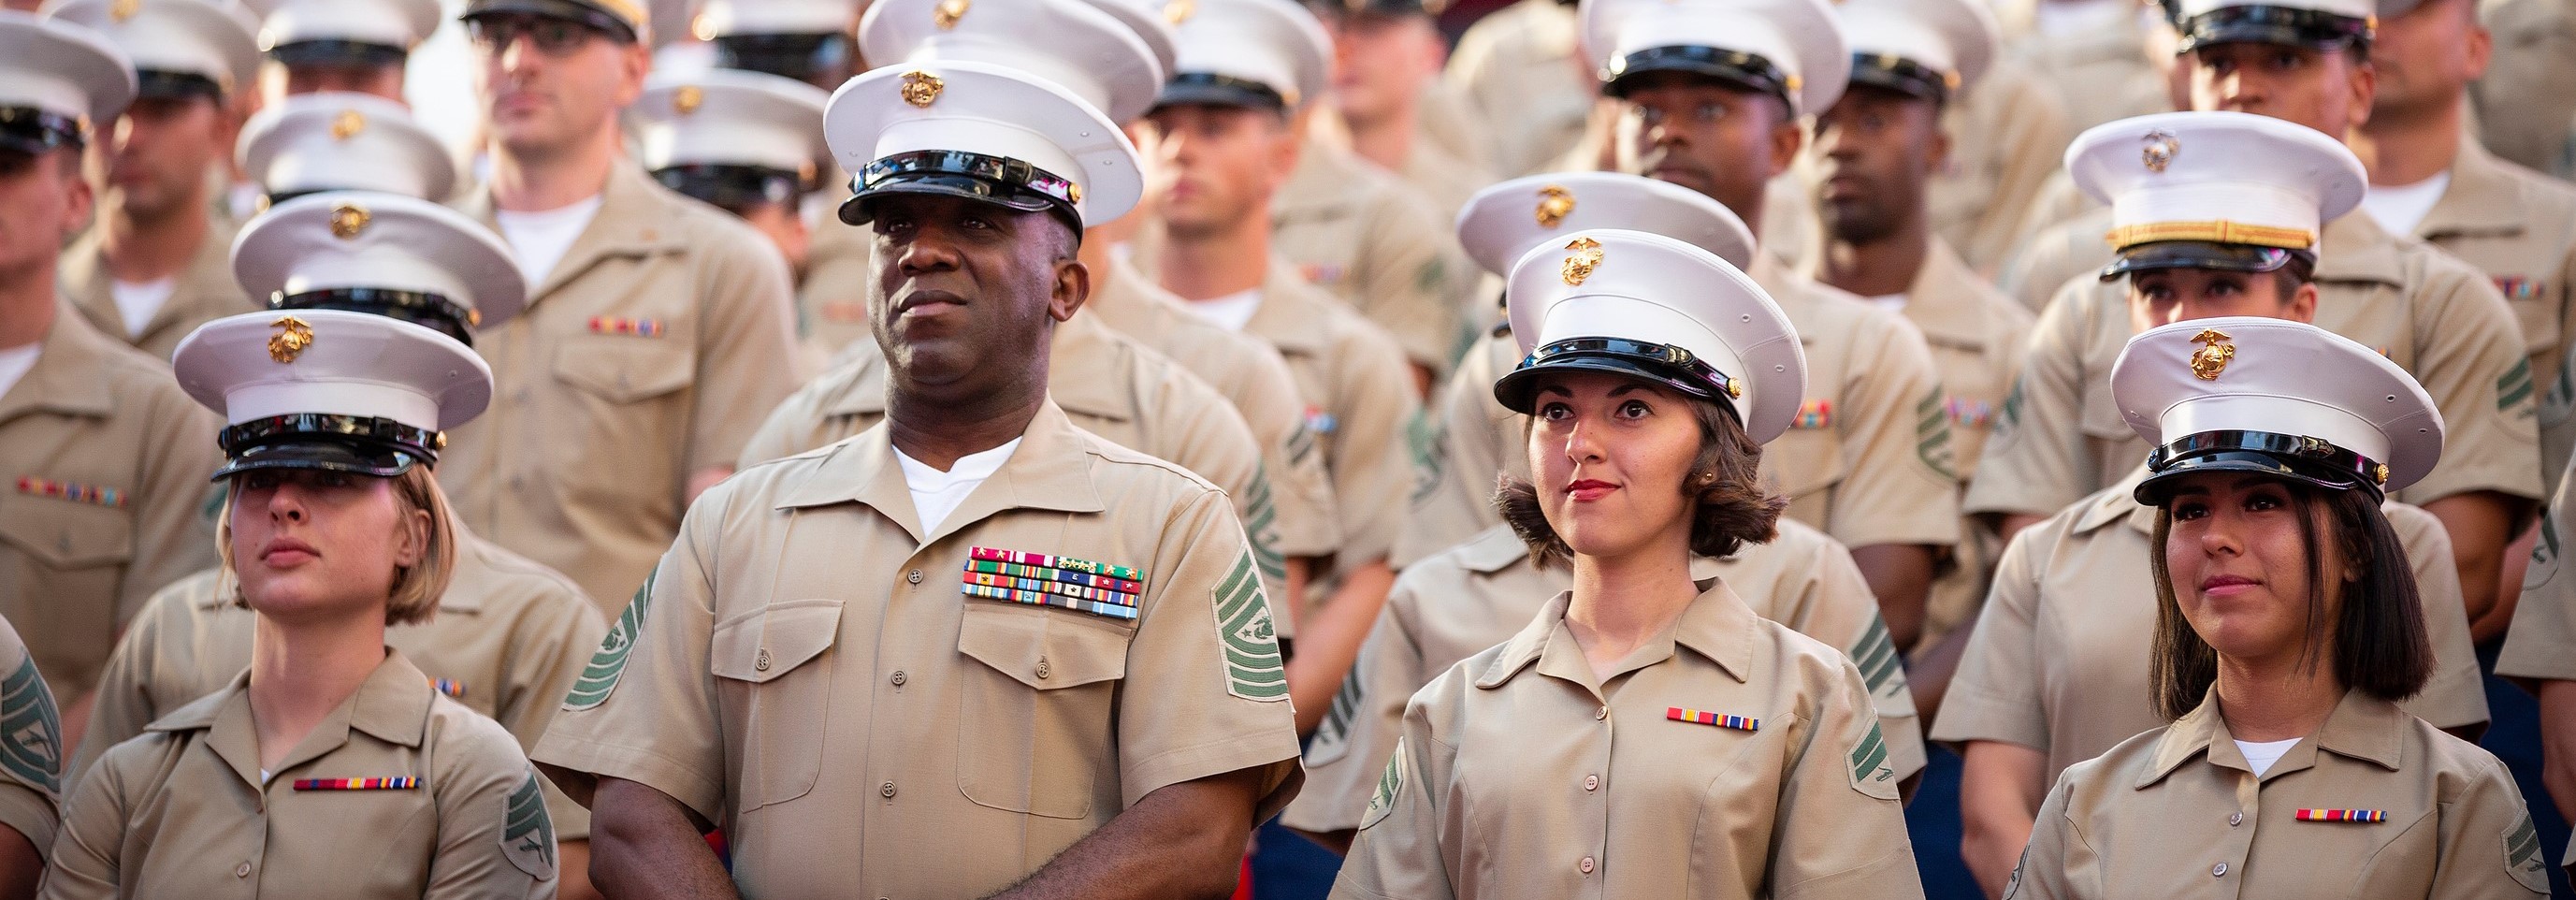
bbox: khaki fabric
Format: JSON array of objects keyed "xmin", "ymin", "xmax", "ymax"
[
  {"xmin": 1416, "ymin": 83, "xmax": 1498, "ymax": 175},
  {"xmin": 2499, "ymin": 450, "xmax": 2576, "ymax": 682},
  {"xmin": 2473, "ymin": 0, "xmax": 2576, "ymax": 178},
  {"xmin": 1284, "ymin": 520, "xmax": 1924, "ymax": 834},
  {"xmin": 734, "ymin": 313, "xmax": 1301, "ymax": 606},
  {"xmin": 41, "ymin": 651, "xmax": 557, "ymax": 899},
  {"xmin": 1440, "ymin": 0, "xmax": 1593, "ymax": 180},
  {"xmin": 1242, "ymin": 261, "xmax": 1425, "ymax": 577},
  {"xmin": 1934, "ymin": 467, "xmax": 2490, "ymax": 783},
  {"xmin": 1997, "ymin": 200, "xmax": 2111, "ymax": 312},
  {"xmin": 58, "ymin": 218, "xmax": 256, "ymax": 361},
  {"xmin": 70, "ymin": 524, "xmax": 606, "ymax": 838},
  {"xmin": 0, "ymin": 310, "xmax": 222, "ymax": 704},
  {"xmin": 792, "ymin": 207, "xmax": 877, "ymax": 358},
  {"xmin": 1268, "ymin": 141, "xmax": 1478, "ymax": 374},
  {"xmin": 0, "ymin": 616, "xmax": 62, "ymax": 854},
  {"xmin": 529, "ymin": 403, "xmax": 1301, "ymax": 898},
  {"xmin": 1085, "ymin": 258, "xmax": 1339, "ymax": 558},
  {"xmin": 1329, "ymin": 586, "xmax": 1924, "ymax": 900},
  {"xmin": 1991, "ymin": 0, "xmax": 2172, "ymax": 135},
  {"xmin": 443, "ymin": 165, "xmax": 803, "ymax": 610},
  {"xmin": 1967, "ymin": 211, "xmax": 2543, "ymax": 518},
  {"xmin": 1392, "ymin": 327, "xmax": 1517, "ymax": 569},
  {"xmin": 2006, "ymin": 690, "xmax": 2549, "ymax": 900},
  {"xmin": 1928, "ymin": 58, "xmax": 2077, "ymax": 275},
  {"xmin": 1752, "ymin": 255, "xmax": 1962, "ymax": 550},
  {"xmin": 1397, "ymin": 136, "xmax": 1496, "ymax": 224},
  {"xmin": 2421, "ymin": 139, "xmax": 2576, "ymax": 486}
]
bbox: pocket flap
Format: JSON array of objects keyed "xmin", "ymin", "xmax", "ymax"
[
  {"xmin": 1761, "ymin": 426, "xmax": 1846, "ymax": 500},
  {"xmin": 555, "ymin": 341, "xmax": 696, "ymax": 403},
  {"xmin": 0, "ymin": 496, "xmax": 133, "ymax": 569},
  {"xmin": 711, "ymin": 600, "xmax": 844, "ymax": 684},
  {"xmin": 957, "ymin": 602, "xmax": 1130, "ymax": 690}
]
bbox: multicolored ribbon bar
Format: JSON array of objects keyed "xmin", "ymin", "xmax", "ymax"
[
  {"xmin": 586, "ymin": 316, "xmax": 665, "ymax": 337},
  {"xmin": 966, "ymin": 559, "xmax": 1144, "ymax": 596},
  {"xmin": 16, "ymin": 477, "xmax": 125, "ymax": 508},
  {"xmin": 1667, "ymin": 707, "xmax": 1758, "ymax": 731},
  {"xmin": 968, "ymin": 546, "xmax": 1143, "ymax": 582},
  {"xmin": 963, "ymin": 571, "xmax": 1137, "ymax": 606},
  {"xmin": 427, "ymin": 677, "xmax": 466, "ymax": 698},
  {"xmin": 293, "ymin": 777, "xmax": 420, "ymax": 791},
  {"xmin": 1793, "ymin": 399, "xmax": 1833, "ymax": 429},
  {"xmin": 2294, "ymin": 808, "xmax": 2386, "ymax": 822},
  {"xmin": 963, "ymin": 582, "xmax": 1140, "ymax": 620},
  {"xmin": 1945, "ymin": 399, "xmax": 1994, "ymax": 428}
]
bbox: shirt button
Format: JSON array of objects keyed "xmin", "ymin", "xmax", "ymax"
[
  {"xmin": 1036, "ymin": 658, "xmax": 1051, "ymax": 679},
  {"xmin": 1584, "ymin": 775, "xmax": 1599, "ymax": 791},
  {"xmin": 2212, "ymin": 863, "xmax": 2228, "ymax": 878},
  {"xmin": 1579, "ymin": 856, "xmax": 1596, "ymax": 874},
  {"xmin": 1595, "ymin": 705, "xmax": 1608, "ymax": 720},
  {"xmin": 907, "ymin": 569, "xmax": 923, "ymax": 585},
  {"xmin": 755, "ymin": 649, "xmax": 772, "ymax": 672},
  {"xmin": 235, "ymin": 862, "xmax": 252, "ymax": 878},
  {"xmin": 2229, "ymin": 812, "xmax": 2243, "ymax": 826},
  {"xmin": 890, "ymin": 671, "xmax": 907, "ymax": 686},
  {"xmin": 880, "ymin": 781, "xmax": 897, "ymax": 799}
]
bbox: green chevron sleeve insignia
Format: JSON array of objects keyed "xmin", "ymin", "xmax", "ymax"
[
  {"xmin": 1361, "ymin": 738, "xmax": 1404, "ymax": 829},
  {"xmin": 1305, "ymin": 669, "xmax": 1365, "ymax": 763},
  {"xmin": 0, "ymin": 656, "xmax": 62, "ymax": 795},
  {"xmin": 2500, "ymin": 357, "xmax": 2536, "ymax": 415},
  {"xmin": 563, "ymin": 572, "xmax": 654, "ymax": 711},
  {"xmin": 1917, "ymin": 389, "xmax": 1958, "ymax": 481},
  {"xmin": 501, "ymin": 768, "xmax": 557, "ymax": 879},
  {"xmin": 1406, "ymin": 408, "xmax": 1442, "ymax": 503},
  {"xmin": 1213, "ymin": 551, "xmax": 1287, "ymax": 702},
  {"xmin": 1847, "ymin": 719, "xmax": 1898, "ymax": 800},
  {"xmin": 1846, "ymin": 617, "xmax": 1906, "ymax": 702},
  {"xmin": 1244, "ymin": 464, "xmax": 1288, "ymax": 583}
]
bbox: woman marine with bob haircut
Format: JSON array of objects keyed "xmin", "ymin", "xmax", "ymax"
[
  {"xmin": 1331, "ymin": 229, "xmax": 1922, "ymax": 899},
  {"xmin": 2006, "ymin": 318, "xmax": 2550, "ymax": 899}
]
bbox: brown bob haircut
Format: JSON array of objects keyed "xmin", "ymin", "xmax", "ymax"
[
  {"xmin": 218, "ymin": 465, "xmax": 456, "ymax": 627},
  {"xmin": 1493, "ymin": 390, "xmax": 1787, "ymax": 567},
  {"xmin": 2146, "ymin": 475, "xmax": 2433, "ymax": 720}
]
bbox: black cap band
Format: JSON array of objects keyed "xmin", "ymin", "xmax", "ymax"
[
  {"xmin": 137, "ymin": 70, "xmax": 225, "ymax": 101},
  {"xmin": 2175, "ymin": 4, "xmax": 2373, "ymax": 52},
  {"xmin": 1156, "ymin": 72, "xmax": 1292, "ymax": 111},
  {"xmin": 267, "ymin": 38, "xmax": 411, "ymax": 67},
  {"xmin": 1495, "ymin": 336, "xmax": 1745, "ymax": 420},
  {"xmin": 2138, "ymin": 428, "xmax": 2388, "ymax": 501},
  {"xmin": 1602, "ymin": 45, "xmax": 1795, "ymax": 110},
  {"xmin": 654, "ymin": 163, "xmax": 808, "ymax": 212},
  {"xmin": 844, "ymin": 149, "xmax": 1084, "ymax": 235},
  {"xmin": 711, "ymin": 33, "xmax": 855, "ymax": 84},
  {"xmin": 215, "ymin": 412, "xmax": 441, "ymax": 478},
  {"xmin": 271, "ymin": 288, "xmax": 479, "ymax": 347},
  {"xmin": 0, "ymin": 106, "xmax": 85, "ymax": 155},
  {"xmin": 1848, "ymin": 53, "xmax": 1953, "ymax": 103}
]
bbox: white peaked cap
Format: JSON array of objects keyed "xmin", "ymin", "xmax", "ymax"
[
  {"xmin": 1836, "ymin": 0, "xmax": 1997, "ymax": 95},
  {"xmin": 861, "ymin": 0, "xmax": 1165, "ymax": 123},
  {"xmin": 1458, "ymin": 171, "xmax": 1755, "ymax": 276},
  {"xmin": 174, "ymin": 309, "xmax": 493, "ymax": 433},
  {"xmin": 1580, "ymin": 0, "xmax": 1849, "ymax": 117},
  {"xmin": 1164, "ymin": 0, "xmax": 1331, "ymax": 109},
  {"xmin": 827, "ymin": 59, "xmax": 1142, "ymax": 225},
  {"xmin": 0, "ymin": 10, "xmax": 135, "ymax": 131},
  {"xmin": 239, "ymin": 93, "xmax": 456, "ymax": 201},
  {"xmin": 2112, "ymin": 316, "xmax": 2442, "ymax": 496},
  {"xmin": 632, "ymin": 67, "xmax": 830, "ymax": 175},
  {"xmin": 2069, "ymin": 110, "xmax": 2366, "ymax": 254},
  {"xmin": 240, "ymin": 0, "xmax": 441, "ymax": 51},
  {"xmin": 692, "ymin": 0, "xmax": 863, "ymax": 36},
  {"xmin": 46, "ymin": 0, "xmax": 260, "ymax": 97},
  {"xmin": 233, "ymin": 191, "xmax": 527, "ymax": 329}
]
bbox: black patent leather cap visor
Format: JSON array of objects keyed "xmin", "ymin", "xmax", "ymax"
[
  {"xmin": 1494, "ymin": 338, "xmax": 1743, "ymax": 421},
  {"xmin": 2135, "ymin": 431, "xmax": 2384, "ymax": 503},
  {"xmin": 214, "ymin": 440, "xmax": 422, "ymax": 479},
  {"xmin": 2103, "ymin": 241, "xmax": 2303, "ymax": 280}
]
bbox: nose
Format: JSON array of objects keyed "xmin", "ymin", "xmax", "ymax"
[
  {"xmin": 267, "ymin": 482, "xmax": 308, "ymax": 525},
  {"xmin": 2196, "ymin": 507, "xmax": 2244, "ymax": 558},
  {"xmin": 499, "ymin": 33, "xmax": 537, "ymax": 72},
  {"xmin": 895, "ymin": 225, "xmax": 963, "ymax": 275},
  {"xmin": 1563, "ymin": 415, "xmax": 1608, "ymax": 466}
]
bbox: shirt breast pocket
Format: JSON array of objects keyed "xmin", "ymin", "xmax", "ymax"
[
  {"xmin": 955, "ymin": 601, "xmax": 1132, "ymax": 820},
  {"xmin": 0, "ymin": 495, "xmax": 132, "ymax": 676},
  {"xmin": 1760, "ymin": 414, "xmax": 1845, "ymax": 515},
  {"xmin": 710, "ymin": 600, "xmax": 842, "ymax": 812}
]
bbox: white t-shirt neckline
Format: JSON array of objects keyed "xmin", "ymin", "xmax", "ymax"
[
  {"xmin": 894, "ymin": 438, "xmax": 1023, "ymax": 533},
  {"xmin": 0, "ymin": 342, "xmax": 40, "ymax": 401},
  {"xmin": 1179, "ymin": 287, "xmax": 1264, "ymax": 332},
  {"xmin": 110, "ymin": 277, "xmax": 177, "ymax": 338},
  {"xmin": 2235, "ymin": 736, "xmax": 2304, "ymax": 777},
  {"xmin": 2360, "ymin": 171, "xmax": 2453, "ymax": 237},
  {"xmin": 494, "ymin": 195, "xmax": 605, "ymax": 288}
]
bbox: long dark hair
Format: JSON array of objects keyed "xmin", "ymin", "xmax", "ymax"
[
  {"xmin": 1494, "ymin": 392, "xmax": 1787, "ymax": 568},
  {"xmin": 2146, "ymin": 478, "xmax": 2433, "ymax": 719}
]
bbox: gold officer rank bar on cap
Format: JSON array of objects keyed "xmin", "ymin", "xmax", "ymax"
[
  {"xmin": 294, "ymin": 777, "xmax": 421, "ymax": 791},
  {"xmin": 1668, "ymin": 707, "xmax": 1758, "ymax": 731},
  {"xmin": 962, "ymin": 546, "xmax": 1145, "ymax": 620},
  {"xmin": 2294, "ymin": 808, "xmax": 2387, "ymax": 822}
]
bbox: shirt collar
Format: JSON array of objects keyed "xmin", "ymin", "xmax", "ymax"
[
  {"xmin": 2314, "ymin": 212, "xmax": 2410, "ymax": 287},
  {"xmin": 148, "ymin": 650, "xmax": 438, "ymax": 787},
  {"xmin": 2417, "ymin": 137, "xmax": 2530, "ymax": 239},
  {"xmin": 2073, "ymin": 464, "xmax": 2160, "ymax": 536},
  {"xmin": 1243, "ymin": 258, "xmax": 1336, "ymax": 354},
  {"xmin": 2137, "ymin": 687, "xmax": 2407, "ymax": 788},
  {"xmin": 1473, "ymin": 580, "xmax": 1760, "ymax": 690},
  {"xmin": 1895, "ymin": 240, "xmax": 2000, "ymax": 349},
  {"xmin": 772, "ymin": 400, "xmax": 1107, "ymax": 544},
  {"xmin": 458, "ymin": 165, "xmax": 687, "ymax": 303},
  {"xmin": 0, "ymin": 306, "xmax": 121, "ymax": 423}
]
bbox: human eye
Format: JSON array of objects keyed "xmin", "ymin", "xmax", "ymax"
[
  {"xmin": 1537, "ymin": 402, "xmax": 1573, "ymax": 422},
  {"xmin": 1616, "ymin": 399, "xmax": 1652, "ymax": 419},
  {"xmin": 2172, "ymin": 500, "xmax": 2210, "ymax": 521}
]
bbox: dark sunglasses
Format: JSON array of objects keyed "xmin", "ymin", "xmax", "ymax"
[{"xmin": 467, "ymin": 15, "xmax": 607, "ymax": 56}]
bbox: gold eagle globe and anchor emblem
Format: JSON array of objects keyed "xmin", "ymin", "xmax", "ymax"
[
  {"xmin": 1560, "ymin": 237, "xmax": 1604, "ymax": 286},
  {"xmin": 2188, "ymin": 328, "xmax": 2235, "ymax": 380},
  {"xmin": 900, "ymin": 70, "xmax": 944, "ymax": 108},
  {"xmin": 268, "ymin": 316, "xmax": 315, "ymax": 364},
  {"xmin": 934, "ymin": 0, "xmax": 971, "ymax": 28},
  {"xmin": 329, "ymin": 109, "xmax": 366, "ymax": 140},
  {"xmin": 1534, "ymin": 184, "xmax": 1575, "ymax": 228},
  {"xmin": 2142, "ymin": 129, "xmax": 2180, "ymax": 173}
]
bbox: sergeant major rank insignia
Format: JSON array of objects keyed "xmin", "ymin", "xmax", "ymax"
[
  {"xmin": 1211, "ymin": 550, "xmax": 1286, "ymax": 702},
  {"xmin": 564, "ymin": 572, "xmax": 653, "ymax": 711},
  {"xmin": 0, "ymin": 654, "xmax": 62, "ymax": 794}
]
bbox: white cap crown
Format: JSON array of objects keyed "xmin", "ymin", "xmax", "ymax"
[{"xmin": 1457, "ymin": 171, "xmax": 1755, "ymax": 276}]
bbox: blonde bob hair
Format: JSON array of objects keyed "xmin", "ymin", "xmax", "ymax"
[{"xmin": 217, "ymin": 465, "xmax": 456, "ymax": 627}]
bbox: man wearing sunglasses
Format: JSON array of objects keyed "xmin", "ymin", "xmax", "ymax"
[{"xmin": 441, "ymin": 0, "xmax": 801, "ymax": 670}]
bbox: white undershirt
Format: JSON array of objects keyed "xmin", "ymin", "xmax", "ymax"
[
  {"xmin": 1865, "ymin": 292, "xmax": 1909, "ymax": 314},
  {"xmin": 2361, "ymin": 171, "xmax": 2453, "ymax": 236},
  {"xmin": 1179, "ymin": 288, "xmax": 1264, "ymax": 332},
  {"xmin": 493, "ymin": 196, "xmax": 604, "ymax": 287},
  {"xmin": 894, "ymin": 438, "xmax": 1021, "ymax": 533},
  {"xmin": 0, "ymin": 343, "xmax": 40, "ymax": 400},
  {"xmin": 110, "ymin": 278, "xmax": 177, "ymax": 338},
  {"xmin": 2236, "ymin": 737, "xmax": 2303, "ymax": 777}
]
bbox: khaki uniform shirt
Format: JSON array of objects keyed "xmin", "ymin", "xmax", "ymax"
[
  {"xmin": 1997, "ymin": 197, "xmax": 2110, "ymax": 312},
  {"xmin": 1752, "ymin": 255, "xmax": 1963, "ymax": 550},
  {"xmin": 2007, "ymin": 690, "xmax": 2551, "ymax": 899},
  {"xmin": 1440, "ymin": 0, "xmax": 1592, "ymax": 180},
  {"xmin": 1967, "ymin": 211, "xmax": 2543, "ymax": 517},
  {"xmin": 1929, "ymin": 58, "xmax": 2077, "ymax": 275},
  {"xmin": 1330, "ymin": 586, "xmax": 1925, "ymax": 900},
  {"xmin": 445, "ymin": 165, "xmax": 803, "ymax": 610},
  {"xmin": 529, "ymin": 403, "xmax": 1302, "ymax": 898},
  {"xmin": 41, "ymin": 651, "xmax": 557, "ymax": 899},
  {"xmin": 1084, "ymin": 259, "xmax": 1340, "ymax": 559},
  {"xmin": 1395, "ymin": 138, "xmax": 1495, "ymax": 224},
  {"xmin": 1284, "ymin": 520, "xmax": 1924, "ymax": 834},
  {"xmin": 0, "ymin": 616, "xmax": 62, "ymax": 855},
  {"xmin": 1243, "ymin": 262, "xmax": 1425, "ymax": 578},
  {"xmin": 1269, "ymin": 142, "xmax": 1478, "ymax": 374},
  {"xmin": 1414, "ymin": 83, "xmax": 1498, "ymax": 176},
  {"xmin": 70, "ymin": 526, "xmax": 605, "ymax": 838},
  {"xmin": 2502, "ymin": 450, "xmax": 2576, "ymax": 684},
  {"xmin": 0, "ymin": 310, "xmax": 222, "ymax": 704},
  {"xmin": 733, "ymin": 313, "xmax": 1306, "ymax": 607},
  {"xmin": 58, "ymin": 218, "xmax": 256, "ymax": 361},
  {"xmin": 2472, "ymin": 0, "xmax": 2576, "ymax": 178},
  {"xmin": 1993, "ymin": 0, "xmax": 2171, "ymax": 135},
  {"xmin": 1935, "ymin": 467, "xmax": 2490, "ymax": 782},
  {"xmin": 2419, "ymin": 139, "xmax": 2576, "ymax": 486},
  {"xmin": 791, "ymin": 203, "xmax": 878, "ymax": 358},
  {"xmin": 1392, "ymin": 327, "xmax": 1517, "ymax": 569}
]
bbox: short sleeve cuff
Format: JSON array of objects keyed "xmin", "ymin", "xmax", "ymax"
[
  {"xmin": 1121, "ymin": 727, "xmax": 1304, "ymax": 822},
  {"xmin": 1925, "ymin": 683, "xmax": 2049, "ymax": 751},
  {"xmin": 0, "ymin": 785, "xmax": 55, "ymax": 852},
  {"xmin": 531, "ymin": 732, "xmax": 727, "ymax": 825}
]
